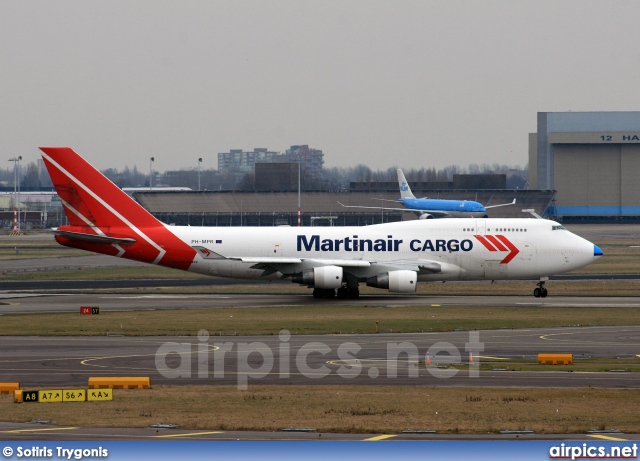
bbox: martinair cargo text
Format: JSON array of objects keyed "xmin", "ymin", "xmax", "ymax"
[{"xmin": 41, "ymin": 147, "xmax": 602, "ymax": 299}]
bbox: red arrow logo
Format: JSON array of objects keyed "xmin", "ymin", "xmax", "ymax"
[{"xmin": 474, "ymin": 234, "xmax": 520, "ymax": 264}]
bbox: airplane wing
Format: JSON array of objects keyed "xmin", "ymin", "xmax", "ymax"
[
  {"xmin": 371, "ymin": 198, "xmax": 403, "ymax": 203},
  {"xmin": 336, "ymin": 201, "xmax": 450, "ymax": 218},
  {"xmin": 252, "ymin": 258, "xmax": 441, "ymax": 276},
  {"xmin": 369, "ymin": 259, "xmax": 442, "ymax": 274},
  {"xmin": 337, "ymin": 201, "xmax": 406, "ymax": 212},
  {"xmin": 522, "ymin": 208, "xmax": 543, "ymax": 219},
  {"xmin": 193, "ymin": 245, "xmax": 441, "ymax": 276},
  {"xmin": 194, "ymin": 246, "xmax": 370, "ymax": 267},
  {"xmin": 239, "ymin": 258, "xmax": 370, "ymax": 267},
  {"xmin": 485, "ymin": 198, "xmax": 516, "ymax": 209}
]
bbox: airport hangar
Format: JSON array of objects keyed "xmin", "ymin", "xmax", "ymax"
[{"xmin": 530, "ymin": 111, "xmax": 640, "ymax": 223}]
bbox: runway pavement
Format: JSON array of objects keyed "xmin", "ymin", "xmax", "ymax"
[
  {"xmin": 1, "ymin": 291, "xmax": 639, "ymax": 389},
  {"xmin": 2, "ymin": 292, "xmax": 640, "ymax": 315},
  {"xmin": 0, "ymin": 420, "xmax": 636, "ymax": 441},
  {"xmin": 1, "ymin": 325, "xmax": 638, "ymax": 388},
  {"xmin": 1, "ymin": 272, "xmax": 636, "ymax": 293}
]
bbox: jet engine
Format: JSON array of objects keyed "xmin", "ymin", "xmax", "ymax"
[
  {"xmin": 366, "ymin": 270, "xmax": 418, "ymax": 293},
  {"xmin": 292, "ymin": 265, "xmax": 343, "ymax": 289},
  {"xmin": 419, "ymin": 213, "xmax": 433, "ymax": 219}
]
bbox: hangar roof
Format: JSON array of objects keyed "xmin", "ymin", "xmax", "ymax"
[{"xmin": 134, "ymin": 190, "xmax": 555, "ymax": 219}]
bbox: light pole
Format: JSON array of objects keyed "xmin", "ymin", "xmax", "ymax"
[
  {"xmin": 149, "ymin": 157, "xmax": 155, "ymax": 190},
  {"xmin": 197, "ymin": 157, "xmax": 202, "ymax": 191},
  {"xmin": 9, "ymin": 156, "xmax": 22, "ymax": 232},
  {"xmin": 297, "ymin": 160, "xmax": 301, "ymax": 227}
]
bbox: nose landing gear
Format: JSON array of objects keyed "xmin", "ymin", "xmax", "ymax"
[{"xmin": 533, "ymin": 280, "xmax": 548, "ymax": 298}]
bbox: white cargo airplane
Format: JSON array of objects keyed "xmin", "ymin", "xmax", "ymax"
[{"xmin": 41, "ymin": 147, "xmax": 602, "ymax": 299}]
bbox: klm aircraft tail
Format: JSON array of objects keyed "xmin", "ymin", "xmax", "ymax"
[{"xmin": 397, "ymin": 169, "xmax": 415, "ymax": 199}]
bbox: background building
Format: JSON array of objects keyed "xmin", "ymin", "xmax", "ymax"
[
  {"xmin": 284, "ymin": 145, "xmax": 324, "ymax": 177},
  {"xmin": 217, "ymin": 145, "xmax": 325, "ymax": 177},
  {"xmin": 254, "ymin": 163, "xmax": 299, "ymax": 191},
  {"xmin": 217, "ymin": 148, "xmax": 278, "ymax": 173},
  {"xmin": 530, "ymin": 111, "xmax": 640, "ymax": 221}
]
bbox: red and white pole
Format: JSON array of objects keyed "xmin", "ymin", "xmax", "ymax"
[
  {"xmin": 297, "ymin": 160, "xmax": 301, "ymax": 227},
  {"xmin": 13, "ymin": 207, "xmax": 17, "ymax": 233}
]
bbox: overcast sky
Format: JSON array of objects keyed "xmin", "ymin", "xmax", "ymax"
[{"xmin": 2, "ymin": 1, "xmax": 640, "ymax": 173}]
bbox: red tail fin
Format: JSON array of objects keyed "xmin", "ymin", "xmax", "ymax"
[{"xmin": 41, "ymin": 147, "xmax": 196, "ymax": 269}]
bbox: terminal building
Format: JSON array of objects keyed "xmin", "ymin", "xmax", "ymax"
[
  {"xmin": 134, "ymin": 188, "xmax": 554, "ymax": 227},
  {"xmin": 530, "ymin": 111, "xmax": 640, "ymax": 222}
]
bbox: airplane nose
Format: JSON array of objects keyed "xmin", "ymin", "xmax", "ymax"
[{"xmin": 594, "ymin": 244, "xmax": 603, "ymax": 259}]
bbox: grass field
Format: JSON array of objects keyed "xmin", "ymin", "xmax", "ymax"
[
  {"xmin": 0, "ymin": 236, "xmax": 86, "ymax": 261},
  {"xmin": 2, "ymin": 386, "xmax": 639, "ymax": 434},
  {"xmin": 1, "ymin": 265, "xmax": 209, "ymax": 281},
  {"xmin": 2, "ymin": 305, "xmax": 640, "ymax": 336}
]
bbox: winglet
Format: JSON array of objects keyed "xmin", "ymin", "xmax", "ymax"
[{"xmin": 522, "ymin": 208, "xmax": 542, "ymax": 219}]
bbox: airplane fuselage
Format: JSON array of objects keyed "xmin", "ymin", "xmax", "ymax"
[
  {"xmin": 158, "ymin": 218, "xmax": 599, "ymax": 282},
  {"xmin": 400, "ymin": 198, "xmax": 486, "ymax": 214}
]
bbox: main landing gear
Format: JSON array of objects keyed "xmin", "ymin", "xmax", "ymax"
[
  {"xmin": 533, "ymin": 280, "xmax": 548, "ymax": 298},
  {"xmin": 312, "ymin": 286, "xmax": 360, "ymax": 299},
  {"xmin": 312, "ymin": 288, "xmax": 336, "ymax": 298},
  {"xmin": 337, "ymin": 286, "xmax": 360, "ymax": 299}
]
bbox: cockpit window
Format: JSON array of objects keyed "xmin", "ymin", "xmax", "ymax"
[{"xmin": 551, "ymin": 225, "xmax": 567, "ymax": 231}]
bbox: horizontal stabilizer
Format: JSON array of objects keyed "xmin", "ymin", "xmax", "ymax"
[{"xmin": 53, "ymin": 229, "xmax": 136, "ymax": 245}]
